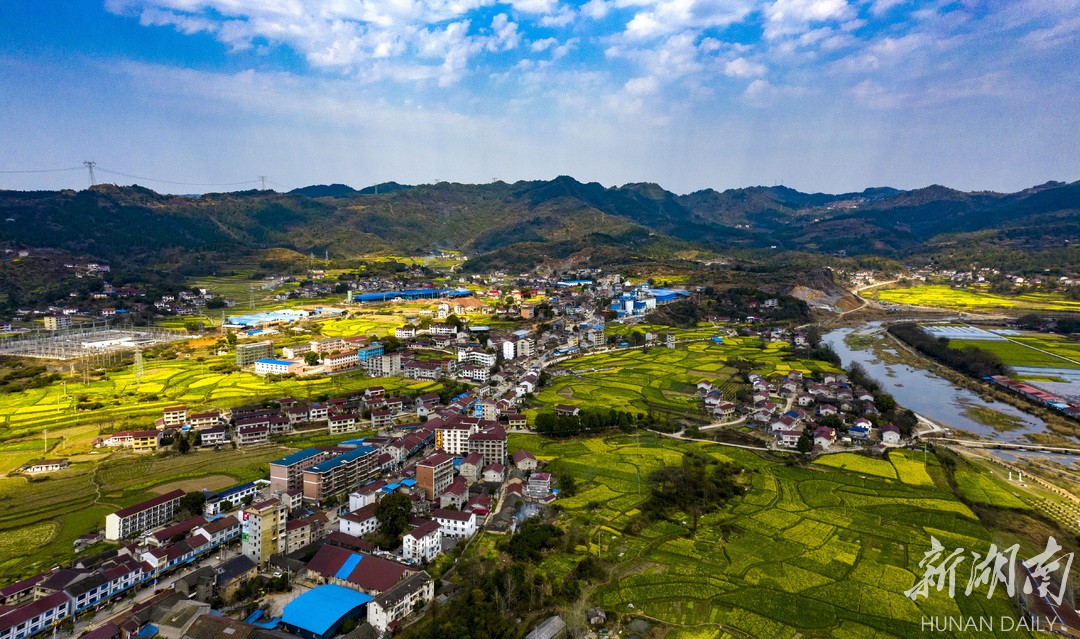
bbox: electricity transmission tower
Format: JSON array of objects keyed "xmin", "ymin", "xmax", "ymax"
[
  {"xmin": 83, "ymin": 161, "xmax": 97, "ymax": 187},
  {"xmin": 259, "ymin": 175, "xmax": 267, "ymax": 190},
  {"xmin": 134, "ymin": 350, "xmax": 144, "ymax": 386}
]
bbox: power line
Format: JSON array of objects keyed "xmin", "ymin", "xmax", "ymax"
[
  {"xmin": 94, "ymin": 166, "xmax": 261, "ymax": 187},
  {"xmin": 0, "ymin": 166, "xmax": 83, "ymax": 174}
]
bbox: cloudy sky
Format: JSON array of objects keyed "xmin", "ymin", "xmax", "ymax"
[{"xmin": 1, "ymin": 0, "xmax": 1078, "ymax": 194}]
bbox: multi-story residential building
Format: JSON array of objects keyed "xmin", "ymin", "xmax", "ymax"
[
  {"xmin": 187, "ymin": 410, "xmax": 222, "ymax": 429},
  {"xmin": 403, "ymin": 361, "xmax": 442, "ymax": 380},
  {"xmin": 302, "ymin": 446, "xmax": 378, "ymax": 502},
  {"xmin": 371, "ymin": 410, "xmax": 395, "ymax": 429},
  {"xmin": 308, "ymin": 404, "xmax": 329, "ymax": 422},
  {"xmin": 193, "ymin": 514, "xmax": 241, "ymax": 546},
  {"xmin": 367, "ymin": 572, "xmax": 434, "ymax": 633},
  {"xmin": 339, "ymin": 504, "xmax": 379, "ymax": 538},
  {"xmin": 235, "ymin": 340, "xmax": 273, "ymax": 366},
  {"xmin": 403, "ymin": 521, "xmax": 441, "ymax": 563},
  {"xmin": 241, "ymin": 498, "xmax": 287, "ymax": 566},
  {"xmin": 105, "ymin": 490, "xmax": 184, "ymax": 541},
  {"xmin": 236, "ymin": 424, "xmax": 270, "ymax": 446},
  {"xmin": 327, "ymin": 414, "xmax": 358, "ymax": 435},
  {"xmin": 43, "ymin": 315, "xmax": 72, "ymax": 331},
  {"xmin": 356, "ymin": 343, "xmax": 385, "ymax": 361},
  {"xmin": 434, "ymin": 422, "xmax": 475, "ymax": 456},
  {"xmin": 459, "ymin": 365, "xmax": 490, "ymax": 383},
  {"xmin": 269, "ymin": 448, "xmax": 335, "ymax": 493},
  {"xmin": 199, "ymin": 426, "xmax": 229, "ymax": 447},
  {"xmin": 467, "ymin": 428, "xmax": 507, "ymax": 465},
  {"xmin": 253, "ymin": 359, "xmax": 303, "ymax": 375},
  {"xmin": 457, "ymin": 347, "xmax": 496, "ymax": 367},
  {"xmin": 0, "ymin": 590, "xmax": 72, "ymax": 639},
  {"xmin": 415, "ymin": 452, "xmax": 454, "ymax": 500},
  {"xmin": 364, "ymin": 353, "xmax": 403, "ymax": 377},
  {"xmin": 323, "ymin": 350, "xmax": 359, "ymax": 373},
  {"xmin": 203, "ymin": 483, "xmax": 259, "ymax": 516},
  {"xmin": 162, "ymin": 406, "xmax": 187, "ymax": 427},
  {"xmin": 430, "ymin": 509, "xmax": 477, "ymax": 539}
]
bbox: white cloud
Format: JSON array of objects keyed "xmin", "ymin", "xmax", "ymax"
[
  {"xmin": 539, "ymin": 6, "xmax": 577, "ymax": 27},
  {"xmin": 531, "ymin": 37, "xmax": 558, "ymax": 52},
  {"xmin": 624, "ymin": 75, "xmax": 659, "ymax": 94},
  {"xmin": 765, "ymin": 0, "xmax": 853, "ymax": 39},
  {"xmin": 724, "ymin": 56, "xmax": 767, "ymax": 77},
  {"xmin": 506, "ymin": 0, "xmax": 560, "ymax": 13},
  {"xmin": 580, "ymin": 0, "xmax": 611, "ymax": 19},
  {"xmin": 868, "ymin": 0, "xmax": 905, "ymax": 17},
  {"xmin": 106, "ymin": 0, "xmax": 514, "ymax": 84}
]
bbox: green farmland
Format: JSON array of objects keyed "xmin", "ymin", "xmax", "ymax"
[
  {"xmin": 870, "ymin": 285, "xmax": 1080, "ymax": 313},
  {"xmin": 509, "ymin": 434, "xmax": 1046, "ymax": 639},
  {"xmin": 0, "ymin": 445, "xmax": 296, "ymax": 581},
  {"xmin": 536, "ymin": 337, "xmax": 841, "ymax": 416},
  {"xmin": 0, "ymin": 351, "xmax": 442, "ymax": 448},
  {"xmin": 949, "ymin": 334, "xmax": 1080, "ymax": 371}
]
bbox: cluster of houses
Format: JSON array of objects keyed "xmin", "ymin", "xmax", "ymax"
[{"xmin": 699, "ymin": 370, "xmax": 906, "ymax": 452}]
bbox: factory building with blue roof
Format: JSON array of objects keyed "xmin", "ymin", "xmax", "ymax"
[
  {"xmin": 281, "ymin": 584, "xmax": 373, "ymax": 639},
  {"xmin": 351, "ymin": 288, "xmax": 472, "ymax": 303}
]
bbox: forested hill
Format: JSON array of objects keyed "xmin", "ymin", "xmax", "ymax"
[{"xmin": 0, "ymin": 177, "xmax": 1077, "ymax": 272}]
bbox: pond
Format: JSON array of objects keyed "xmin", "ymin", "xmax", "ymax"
[{"xmin": 822, "ymin": 323, "xmax": 1049, "ymax": 442}]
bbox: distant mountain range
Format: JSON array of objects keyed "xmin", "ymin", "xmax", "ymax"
[{"xmin": 1, "ymin": 177, "xmax": 1077, "ymax": 272}]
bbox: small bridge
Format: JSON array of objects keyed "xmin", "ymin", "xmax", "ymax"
[{"xmin": 928, "ymin": 436, "xmax": 1080, "ymax": 456}]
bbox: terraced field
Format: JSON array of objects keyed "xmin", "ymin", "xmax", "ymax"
[
  {"xmin": 0, "ymin": 352, "xmax": 442, "ymax": 448},
  {"xmin": 536, "ymin": 337, "xmax": 841, "ymax": 415},
  {"xmin": 511, "ymin": 434, "xmax": 1036, "ymax": 639}
]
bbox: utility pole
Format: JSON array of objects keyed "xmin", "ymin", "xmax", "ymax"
[{"xmin": 83, "ymin": 161, "xmax": 97, "ymax": 187}]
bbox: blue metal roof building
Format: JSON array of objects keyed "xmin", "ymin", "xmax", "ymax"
[
  {"xmin": 272, "ymin": 448, "xmax": 325, "ymax": 467},
  {"xmin": 306, "ymin": 446, "xmax": 377, "ymax": 474},
  {"xmin": 281, "ymin": 584, "xmax": 373, "ymax": 639},
  {"xmin": 351, "ymin": 288, "xmax": 471, "ymax": 302}
]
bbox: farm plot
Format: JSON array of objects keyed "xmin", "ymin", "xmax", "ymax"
[
  {"xmin": 814, "ymin": 453, "xmax": 897, "ymax": 480},
  {"xmin": 948, "ymin": 338, "xmax": 1080, "ymax": 370},
  {"xmin": 871, "ymin": 285, "xmax": 1080, "ymax": 312},
  {"xmin": 506, "ymin": 433, "xmax": 1030, "ymax": 638},
  {"xmin": 953, "ymin": 468, "xmax": 1029, "ymax": 510}
]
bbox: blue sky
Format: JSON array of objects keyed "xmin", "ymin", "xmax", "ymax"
[{"xmin": 1, "ymin": 0, "xmax": 1078, "ymax": 194}]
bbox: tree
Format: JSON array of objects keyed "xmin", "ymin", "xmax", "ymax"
[
  {"xmin": 179, "ymin": 491, "xmax": 207, "ymax": 517},
  {"xmin": 641, "ymin": 452, "xmax": 743, "ymax": 533},
  {"xmin": 225, "ymin": 332, "xmax": 237, "ymax": 345},
  {"xmin": 183, "ymin": 318, "xmax": 204, "ymax": 333},
  {"xmin": 796, "ymin": 433, "xmax": 813, "ymax": 453},
  {"xmin": 304, "ymin": 351, "xmax": 321, "ymax": 366},
  {"xmin": 375, "ymin": 493, "xmax": 412, "ymax": 538}
]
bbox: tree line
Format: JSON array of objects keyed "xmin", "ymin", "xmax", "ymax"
[{"xmin": 888, "ymin": 323, "xmax": 1009, "ymax": 379}]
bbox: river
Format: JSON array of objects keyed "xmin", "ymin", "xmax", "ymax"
[{"xmin": 822, "ymin": 323, "xmax": 1049, "ymax": 442}]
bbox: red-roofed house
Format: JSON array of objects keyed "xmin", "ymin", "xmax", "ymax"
[{"xmin": 403, "ymin": 519, "xmax": 442, "ymax": 563}]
